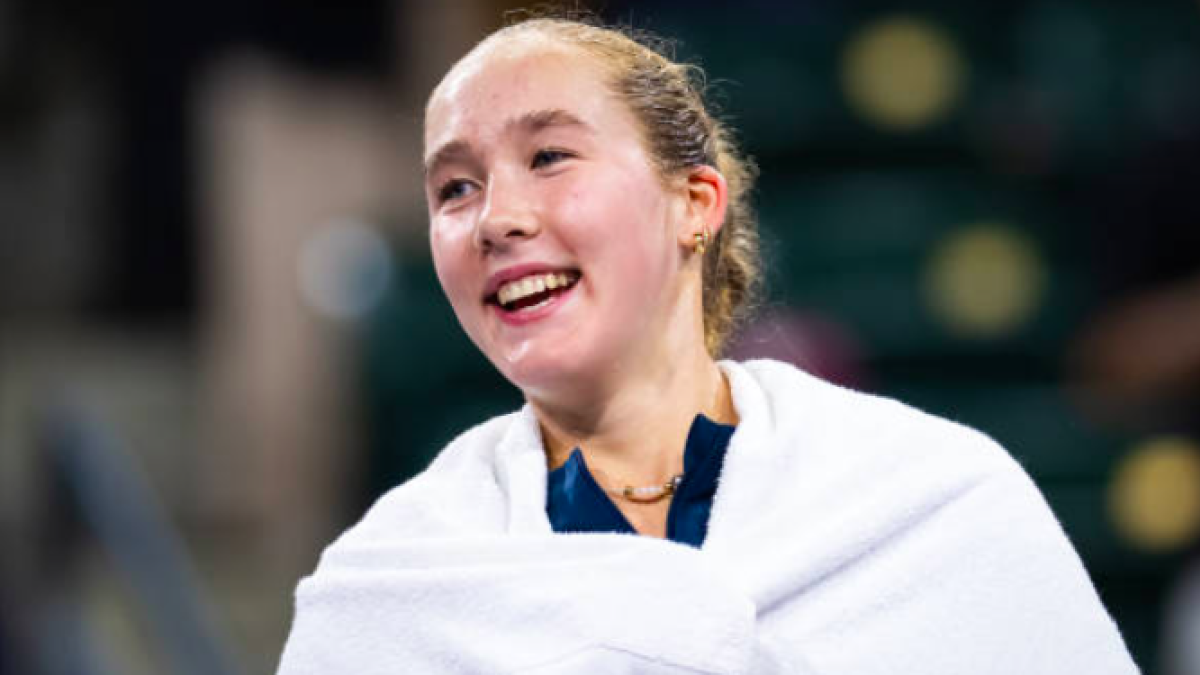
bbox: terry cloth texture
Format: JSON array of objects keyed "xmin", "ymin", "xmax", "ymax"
[{"xmin": 277, "ymin": 359, "xmax": 1139, "ymax": 675}]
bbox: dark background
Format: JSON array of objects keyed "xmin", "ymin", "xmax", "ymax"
[{"xmin": 2, "ymin": 1, "xmax": 1198, "ymax": 673}]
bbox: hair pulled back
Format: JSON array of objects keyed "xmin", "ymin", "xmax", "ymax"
[{"xmin": 476, "ymin": 13, "xmax": 762, "ymax": 356}]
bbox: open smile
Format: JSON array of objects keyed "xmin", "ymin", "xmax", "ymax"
[{"xmin": 484, "ymin": 269, "xmax": 582, "ymax": 324}]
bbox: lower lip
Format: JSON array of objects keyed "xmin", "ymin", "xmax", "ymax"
[{"xmin": 491, "ymin": 280, "xmax": 579, "ymax": 327}]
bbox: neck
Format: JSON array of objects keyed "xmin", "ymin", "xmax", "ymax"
[{"xmin": 531, "ymin": 341, "xmax": 736, "ymax": 488}]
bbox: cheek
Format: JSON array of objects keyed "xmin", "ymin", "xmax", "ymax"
[
  {"xmin": 559, "ymin": 172, "xmax": 667, "ymax": 251},
  {"xmin": 604, "ymin": 191, "xmax": 675, "ymax": 267},
  {"xmin": 429, "ymin": 225, "xmax": 474, "ymax": 307}
]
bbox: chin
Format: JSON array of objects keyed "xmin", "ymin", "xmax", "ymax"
[
  {"xmin": 492, "ymin": 344, "xmax": 606, "ymax": 402},
  {"xmin": 498, "ymin": 356, "xmax": 582, "ymax": 396}
]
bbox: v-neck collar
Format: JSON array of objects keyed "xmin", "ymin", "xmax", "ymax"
[{"xmin": 546, "ymin": 414, "xmax": 736, "ymax": 547}]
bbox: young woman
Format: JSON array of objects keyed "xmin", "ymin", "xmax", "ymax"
[{"xmin": 278, "ymin": 16, "xmax": 1137, "ymax": 675}]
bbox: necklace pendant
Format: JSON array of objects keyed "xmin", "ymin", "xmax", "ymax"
[{"xmin": 624, "ymin": 485, "xmax": 665, "ymax": 500}]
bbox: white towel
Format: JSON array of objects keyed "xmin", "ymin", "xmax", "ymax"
[{"xmin": 277, "ymin": 359, "xmax": 1138, "ymax": 674}]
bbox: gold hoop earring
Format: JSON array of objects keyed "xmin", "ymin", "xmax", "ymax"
[{"xmin": 694, "ymin": 228, "xmax": 710, "ymax": 255}]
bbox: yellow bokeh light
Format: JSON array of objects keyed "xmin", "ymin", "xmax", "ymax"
[
  {"xmin": 923, "ymin": 223, "xmax": 1046, "ymax": 338},
  {"xmin": 1109, "ymin": 436, "xmax": 1200, "ymax": 552},
  {"xmin": 841, "ymin": 16, "xmax": 966, "ymax": 131}
]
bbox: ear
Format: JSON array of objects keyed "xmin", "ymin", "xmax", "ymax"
[{"xmin": 676, "ymin": 164, "xmax": 729, "ymax": 248}]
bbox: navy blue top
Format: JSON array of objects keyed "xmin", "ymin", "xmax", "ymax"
[{"xmin": 545, "ymin": 414, "xmax": 736, "ymax": 548}]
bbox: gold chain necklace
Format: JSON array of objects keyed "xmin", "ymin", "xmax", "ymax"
[{"xmin": 604, "ymin": 474, "xmax": 684, "ymax": 502}]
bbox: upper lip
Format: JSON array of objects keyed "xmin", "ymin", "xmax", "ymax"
[{"xmin": 482, "ymin": 262, "xmax": 579, "ymax": 301}]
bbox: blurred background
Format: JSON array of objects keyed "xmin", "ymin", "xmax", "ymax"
[{"xmin": 1, "ymin": 0, "xmax": 1198, "ymax": 672}]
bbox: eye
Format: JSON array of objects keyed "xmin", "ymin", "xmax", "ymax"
[
  {"xmin": 437, "ymin": 179, "xmax": 477, "ymax": 204},
  {"xmin": 531, "ymin": 148, "xmax": 573, "ymax": 170}
]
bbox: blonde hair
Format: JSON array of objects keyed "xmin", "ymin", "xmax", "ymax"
[{"xmin": 472, "ymin": 14, "xmax": 762, "ymax": 355}]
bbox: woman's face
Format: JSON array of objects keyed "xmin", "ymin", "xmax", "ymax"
[{"xmin": 424, "ymin": 40, "xmax": 693, "ymax": 397}]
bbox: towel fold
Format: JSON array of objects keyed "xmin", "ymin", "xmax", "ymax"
[{"xmin": 278, "ymin": 359, "xmax": 1138, "ymax": 674}]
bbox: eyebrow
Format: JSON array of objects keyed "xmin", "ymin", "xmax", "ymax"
[
  {"xmin": 514, "ymin": 108, "xmax": 590, "ymax": 135},
  {"xmin": 423, "ymin": 108, "xmax": 593, "ymax": 177}
]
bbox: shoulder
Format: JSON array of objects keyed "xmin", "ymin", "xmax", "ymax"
[
  {"xmin": 718, "ymin": 362, "xmax": 1134, "ymax": 669},
  {"xmin": 727, "ymin": 358, "xmax": 1015, "ymax": 477},
  {"xmin": 325, "ymin": 411, "xmax": 524, "ymax": 552},
  {"xmin": 714, "ymin": 358, "xmax": 1049, "ymax": 560},
  {"xmin": 717, "ymin": 359, "xmax": 1098, "ymax": 591}
]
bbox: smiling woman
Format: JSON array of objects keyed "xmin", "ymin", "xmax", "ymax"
[
  {"xmin": 422, "ymin": 31, "xmax": 739, "ymax": 466},
  {"xmin": 276, "ymin": 12, "xmax": 1138, "ymax": 675}
]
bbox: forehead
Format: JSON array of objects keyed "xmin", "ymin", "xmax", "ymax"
[{"xmin": 424, "ymin": 38, "xmax": 621, "ymax": 150}]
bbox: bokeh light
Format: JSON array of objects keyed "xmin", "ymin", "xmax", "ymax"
[
  {"xmin": 297, "ymin": 218, "xmax": 393, "ymax": 322},
  {"xmin": 922, "ymin": 223, "xmax": 1047, "ymax": 339},
  {"xmin": 1109, "ymin": 436, "xmax": 1200, "ymax": 553},
  {"xmin": 841, "ymin": 15, "xmax": 966, "ymax": 132}
]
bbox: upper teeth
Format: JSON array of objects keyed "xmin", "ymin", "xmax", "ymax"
[{"xmin": 497, "ymin": 272, "xmax": 576, "ymax": 306}]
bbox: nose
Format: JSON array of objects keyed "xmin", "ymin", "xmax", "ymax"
[{"xmin": 473, "ymin": 176, "xmax": 539, "ymax": 252}]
